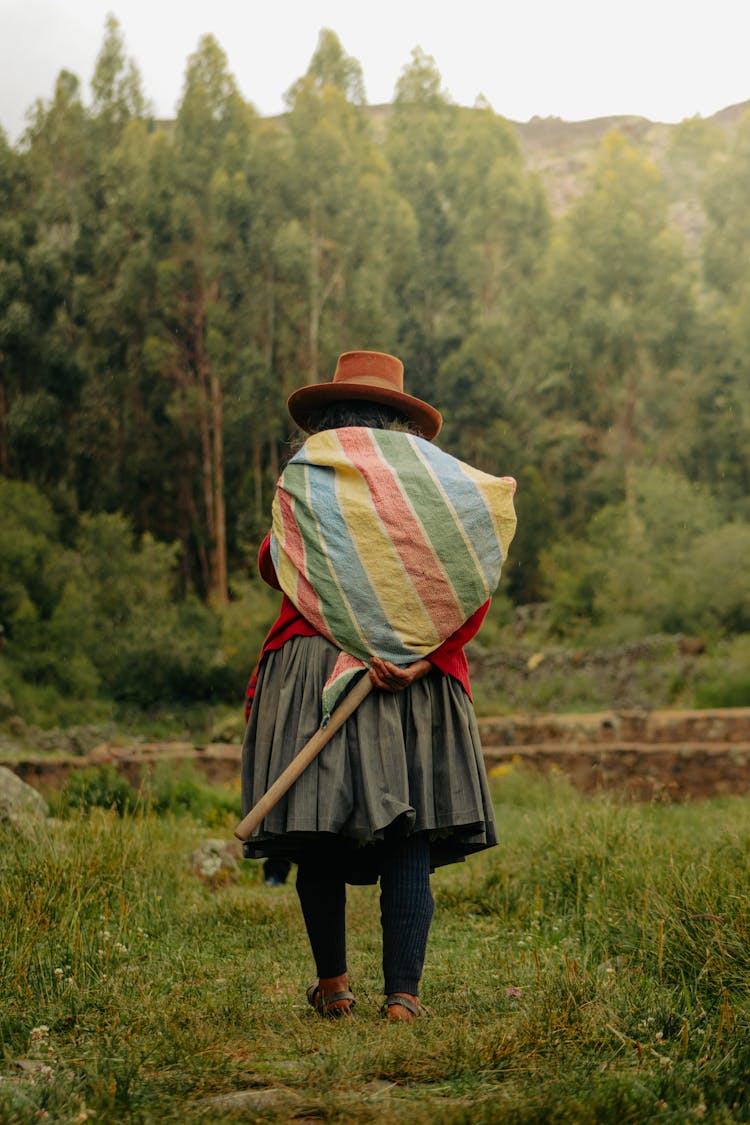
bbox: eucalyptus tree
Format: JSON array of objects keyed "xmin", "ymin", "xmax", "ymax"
[
  {"xmin": 384, "ymin": 49, "xmax": 464, "ymax": 399},
  {"xmin": 65, "ymin": 18, "xmax": 162, "ymax": 534},
  {"xmin": 693, "ymin": 112, "xmax": 750, "ymax": 512},
  {"xmin": 443, "ymin": 103, "xmax": 550, "ymax": 326},
  {"xmin": 432, "ymin": 103, "xmax": 551, "ymax": 471},
  {"xmin": 202, "ymin": 113, "xmax": 294, "ymax": 563},
  {"xmin": 532, "ymin": 132, "xmax": 698, "ymax": 531},
  {"xmin": 1, "ymin": 70, "xmax": 89, "ymax": 499},
  {"xmin": 141, "ymin": 34, "xmax": 301, "ymax": 602},
  {"xmin": 278, "ymin": 29, "xmax": 415, "ymax": 390},
  {"xmin": 137, "ymin": 34, "xmax": 256, "ymax": 604},
  {"xmin": 0, "ymin": 132, "xmax": 30, "ymax": 477}
]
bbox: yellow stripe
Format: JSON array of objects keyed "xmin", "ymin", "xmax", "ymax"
[
  {"xmin": 472, "ymin": 473, "xmax": 518, "ymax": 557},
  {"xmin": 275, "ymin": 545, "xmax": 299, "ymax": 603},
  {"xmin": 271, "ymin": 494, "xmax": 302, "ymax": 606}
]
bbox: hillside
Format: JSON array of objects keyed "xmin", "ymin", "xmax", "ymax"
[
  {"xmin": 358, "ymin": 97, "xmax": 750, "ymax": 234},
  {"xmin": 512, "ymin": 99, "xmax": 750, "ymax": 215},
  {"xmin": 253, "ymin": 97, "xmax": 750, "ymax": 222}
]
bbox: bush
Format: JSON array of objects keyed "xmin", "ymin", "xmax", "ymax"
[
  {"xmin": 60, "ymin": 765, "xmax": 140, "ymax": 816},
  {"xmin": 142, "ymin": 765, "xmax": 239, "ymax": 825},
  {"xmin": 542, "ymin": 467, "xmax": 750, "ymax": 640},
  {"xmin": 215, "ymin": 577, "xmax": 283, "ymax": 695},
  {"xmin": 57, "ymin": 762, "xmax": 239, "ymax": 825},
  {"xmin": 0, "ymin": 493, "xmax": 249, "ymax": 711},
  {"xmin": 692, "ymin": 634, "xmax": 750, "ymax": 708},
  {"xmin": 0, "ymin": 478, "xmax": 67, "ymax": 647},
  {"xmin": 695, "ymin": 677, "xmax": 750, "ymax": 708}
]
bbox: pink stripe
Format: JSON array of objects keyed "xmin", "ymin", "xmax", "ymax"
[
  {"xmin": 335, "ymin": 429, "xmax": 464, "ymax": 634},
  {"xmin": 323, "ymin": 651, "xmax": 365, "ymax": 694},
  {"xmin": 277, "ymin": 489, "xmax": 329, "ymax": 634}
]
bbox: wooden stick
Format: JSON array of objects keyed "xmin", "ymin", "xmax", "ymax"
[{"xmin": 233, "ymin": 674, "xmax": 373, "ymax": 843}]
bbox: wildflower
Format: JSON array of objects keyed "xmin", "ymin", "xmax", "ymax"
[
  {"xmin": 54, "ymin": 968, "xmax": 64, "ymax": 978},
  {"xmin": 505, "ymin": 987, "xmax": 523, "ymax": 999},
  {"xmin": 199, "ymin": 854, "xmax": 222, "ymax": 878},
  {"xmin": 30, "ymin": 1026, "xmax": 50, "ymax": 1043},
  {"xmin": 114, "ymin": 942, "xmax": 128, "ymax": 954},
  {"xmin": 101, "ymin": 930, "xmax": 111, "ymax": 942}
]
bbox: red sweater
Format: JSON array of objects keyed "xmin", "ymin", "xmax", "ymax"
[{"xmin": 244, "ymin": 534, "xmax": 489, "ymax": 718}]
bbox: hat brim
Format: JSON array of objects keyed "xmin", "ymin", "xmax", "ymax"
[{"xmin": 287, "ymin": 382, "xmax": 442, "ymax": 440}]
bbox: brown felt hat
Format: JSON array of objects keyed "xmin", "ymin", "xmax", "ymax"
[{"xmin": 286, "ymin": 351, "xmax": 443, "ymax": 440}]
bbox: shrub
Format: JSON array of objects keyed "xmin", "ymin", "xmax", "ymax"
[
  {"xmin": 0, "ymin": 494, "xmax": 246, "ymax": 710},
  {"xmin": 141, "ymin": 763, "xmax": 239, "ymax": 825},
  {"xmin": 692, "ymin": 634, "xmax": 750, "ymax": 708},
  {"xmin": 542, "ymin": 467, "xmax": 750, "ymax": 639},
  {"xmin": 60, "ymin": 765, "xmax": 140, "ymax": 816}
]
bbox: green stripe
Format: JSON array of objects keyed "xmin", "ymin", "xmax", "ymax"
[
  {"xmin": 283, "ymin": 465, "xmax": 368, "ymax": 660},
  {"xmin": 371, "ymin": 432, "xmax": 486, "ymax": 617}
]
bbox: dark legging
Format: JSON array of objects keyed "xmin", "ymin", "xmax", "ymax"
[{"xmin": 295, "ymin": 833, "xmax": 435, "ymax": 996}]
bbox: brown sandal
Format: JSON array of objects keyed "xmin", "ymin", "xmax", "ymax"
[
  {"xmin": 380, "ymin": 993, "xmax": 431, "ymax": 1020},
  {"xmin": 306, "ymin": 981, "xmax": 356, "ymax": 1018}
]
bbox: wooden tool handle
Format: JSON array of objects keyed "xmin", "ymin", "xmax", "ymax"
[{"xmin": 233, "ymin": 674, "xmax": 373, "ymax": 843}]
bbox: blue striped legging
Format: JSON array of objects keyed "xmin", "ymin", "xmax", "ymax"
[{"xmin": 295, "ymin": 831, "xmax": 435, "ymax": 996}]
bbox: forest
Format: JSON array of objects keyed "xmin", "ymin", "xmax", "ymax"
[{"xmin": 1, "ymin": 18, "xmax": 749, "ymax": 725}]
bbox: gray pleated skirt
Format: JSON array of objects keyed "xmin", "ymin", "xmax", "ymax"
[{"xmin": 240, "ymin": 634, "xmax": 498, "ymax": 883}]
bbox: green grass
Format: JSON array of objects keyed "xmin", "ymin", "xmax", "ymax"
[{"xmin": 2, "ymin": 770, "xmax": 750, "ymax": 1122}]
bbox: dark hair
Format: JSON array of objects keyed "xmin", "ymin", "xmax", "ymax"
[
  {"xmin": 286, "ymin": 400, "xmax": 425, "ymax": 458},
  {"xmin": 304, "ymin": 401, "xmax": 424, "ymax": 436}
]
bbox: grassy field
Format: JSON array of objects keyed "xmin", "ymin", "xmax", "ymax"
[{"xmin": 2, "ymin": 768, "xmax": 750, "ymax": 1124}]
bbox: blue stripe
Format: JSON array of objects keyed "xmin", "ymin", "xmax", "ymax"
[{"xmin": 413, "ymin": 436, "xmax": 504, "ymax": 590}]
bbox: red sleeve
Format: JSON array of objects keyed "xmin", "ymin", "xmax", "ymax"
[
  {"xmin": 244, "ymin": 595, "xmax": 320, "ymax": 720},
  {"xmin": 429, "ymin": 600, "xmax": 490, "ymax": 661},
  {"xmin": 426, "ymin": 600, "xmax": 491, "ymax": 697},
  {"xmin": 245, "ymin": 593, "xmax": 492, "ymax": 718},
  {"xmin": 257, "ymin": 533, "xmax": 281, "ymax": 590}
]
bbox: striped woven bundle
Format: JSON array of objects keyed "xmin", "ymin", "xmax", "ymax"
[{"xmin": 270, "ymin": 427, "xmax": 517, "ymax": 720}]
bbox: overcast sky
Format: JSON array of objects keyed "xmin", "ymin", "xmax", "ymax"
[{"xmin": 2, "ymin": 0, "xmax": 749, "ymax": 143}]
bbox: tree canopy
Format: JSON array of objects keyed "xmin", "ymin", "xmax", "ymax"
[{"xmin": 1, "ymin": 20, "xmax": 748, "ymax": 713}]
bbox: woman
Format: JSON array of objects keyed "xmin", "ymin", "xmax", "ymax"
[{"xmin": 241, "ymin": 351, "xmax": 516, "ymax": 1021}]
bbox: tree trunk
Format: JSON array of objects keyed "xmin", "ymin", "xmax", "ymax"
[
  {"xmin": 309, "ymin": 202, "xmax": 320, "ymax": 382},
  {"xmin": 622, "ymin": 354, "xmax": 644, "ymax": 542},
  {"xmin": 178, "ymin": 474, "xmax": 210, "ymax": 595},
  {"xmin": 210, "ymin": 366, "xmax": 228, "ymax": 605},
  {"xmin": 0, "ymin": 372, "xmax": 9, "ymax": 475},
  {"xmin": 252, "ymin": 441, "xmax": 263, "ymax": 526},
  {"xmin": 193, "ymin": 282, "xmax": 228, "ymax": 606}
]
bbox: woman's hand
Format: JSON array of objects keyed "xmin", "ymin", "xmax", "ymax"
[{"xmin": 368, "ymin": 656, "xmax": 432, "ymax": 692}]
